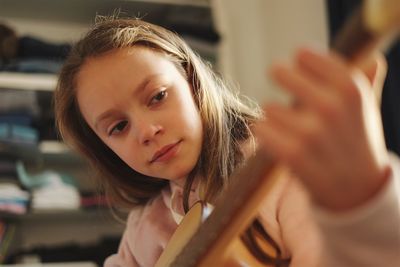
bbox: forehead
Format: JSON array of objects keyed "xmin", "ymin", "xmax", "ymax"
[
  {"xmin": 78, "ymin": 47, "xmax": 173, "ymax": 79},
  {"xmin": 75, "ymin": 47, "xmax": 185, "ymax": 125},
  {"xmin": 76, "ymin": 47, "xmax": 180, "ymax": 99}
]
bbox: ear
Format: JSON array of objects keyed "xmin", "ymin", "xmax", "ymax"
[{"xmin": 358, "ymin": 52, "xmax": 388, "ymax": 103}]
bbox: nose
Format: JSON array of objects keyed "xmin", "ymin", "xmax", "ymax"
[{"xmin": 134, "ymin": 118, "xmax": 163, "ymax": 146}]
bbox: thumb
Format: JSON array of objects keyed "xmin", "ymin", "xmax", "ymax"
[{"xmin": 357, "ymin": 52, "xmax": 387, "ymax": 103}]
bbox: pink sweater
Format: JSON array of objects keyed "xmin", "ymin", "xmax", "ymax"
[{"xmin": 105, "ymin": 155, "xmax": 400, "ymax": 267}]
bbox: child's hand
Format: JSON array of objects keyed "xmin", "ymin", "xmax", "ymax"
[{"xmin": 255, "ymin": 47, "xmax": 391, "ymax": 211}]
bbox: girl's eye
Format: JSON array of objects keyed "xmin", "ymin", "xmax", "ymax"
[
  {"xmin": 108, "ymin": 121, "xmax": 128, "ymax": 136},
  {"xmin": 149, "ymin": 90, "xmax": 167, "ymax": 105}
]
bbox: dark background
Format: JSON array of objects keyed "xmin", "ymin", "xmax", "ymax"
[{"xmin": 326, "ymin": 0, "xmax": 400, "ymax": 156}]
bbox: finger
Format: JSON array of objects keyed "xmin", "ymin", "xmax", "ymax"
[
  {"xmin": 295, "ymin": 48, "xmax": 358, "ymax": 96},
  {"xmin": 256, "ymin": 111, "xmax": 363, "ymax": 209},
  {"xmin": 357, "ymin": 52, "xmax": 387, "ymax": 85},
  {"xmin": 269, "ymin": 63, "xmax": 333, "ymax": 111},
  {"xmin": 255, "ymin": 119, "xmax": 329, "ymax": 191},
  {"xmin": 256, "ymin": 105, "xmax": 329, "ymax": 165},
  {"xmin": 254, "ymin": 117, "xmax": 299, "ymax": 161},
  {"xmin": 265, "ymin": 104, "xmax": 325, "ymax": 151},
  {"xmin": 357, "ymin": 52, "xmax": 387, "ymax": 103}
]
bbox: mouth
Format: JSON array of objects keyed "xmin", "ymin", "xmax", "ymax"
[{"xmin": 150, "ymin": 140, "xmax": 182, "ymax": 163}]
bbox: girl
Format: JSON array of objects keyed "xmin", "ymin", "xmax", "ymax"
[{"xmin": 54, "ymin": 17, "xmax": 400, "ymax": 267}]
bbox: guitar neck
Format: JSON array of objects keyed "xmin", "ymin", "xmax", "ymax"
[
  {"xmin": 333, "ymin": 0, "xmax": 400, "ymax": 62},
  {"xmin": 171, "ymin": 150, "xmax": 285, "ymax": 267}
]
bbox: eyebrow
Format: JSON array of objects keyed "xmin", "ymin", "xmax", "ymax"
[{"xmin": 93, "ymin": 74, "xmax": 162, "ymax": 131}]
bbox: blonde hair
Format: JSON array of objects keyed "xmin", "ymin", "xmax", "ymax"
[{"xmin": 54, "ymin": 17, "xmax": 261, "ymax": 210}]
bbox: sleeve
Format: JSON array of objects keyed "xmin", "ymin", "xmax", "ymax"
[
  {"xmin": 103, "ymin": 231, "xmax": 141, "ymax": 267},
  {"xmin": 277, "ymin": 178, "xmax": 323, "ymax": 267},
  {"xmin": 103, "ymin": 207, "xmax": 144, "ymax": 267},
  {"xmin": 312, "ymin": 152, "xmax": 400, "ymax": 267}
]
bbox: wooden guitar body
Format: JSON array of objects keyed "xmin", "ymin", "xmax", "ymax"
[
  {"xmin": 155, "ymin": 150, "xmax": 287, "ymax": 267},
  {"xmin": 155, "ymin": 201, "xmax": 276, "ymax": 267},
  {"xmin": 155, "ymin": 202, "xmax": 208, "ymax": 267}
]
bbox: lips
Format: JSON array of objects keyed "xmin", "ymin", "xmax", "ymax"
[{"xmin": 150, "ymin": 141, "xmax": 181, "ymax": 163}]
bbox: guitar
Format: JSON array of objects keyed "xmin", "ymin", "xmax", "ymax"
[
  {"xmin": 155, "ymin": 150, "xmax": 284, "ymax": 267},
  {"xmin": 156, "ymin": 0, "xmax": 400, "ymax": 266}
]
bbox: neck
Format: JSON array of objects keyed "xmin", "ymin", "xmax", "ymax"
[{"xmin": 172, "ymin": 176, "xmax": 187, "ymax": 188}]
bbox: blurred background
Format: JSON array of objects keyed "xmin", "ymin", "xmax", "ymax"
[{"xmin": 0, "ymin": 0, "xmax": 398, "ymax": 266}]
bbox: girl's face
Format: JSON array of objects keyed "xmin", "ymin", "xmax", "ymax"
[{"xmin": 76, "ymin": 47, "xmax": 203, "ymax": 182}]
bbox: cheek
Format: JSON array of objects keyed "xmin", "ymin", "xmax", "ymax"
[
  {"xmin": 123, "ymin": 152, "xmax": 150, "ymax": 175},
  {"xmin": 122, "ymin": 149, "xmax": 139, "ymax": 166},
  {"xmin": 187, "ymin": 108, "xmax": 203, "ymax": 138},
  {"xmin": 177, "ymin": 96, "xmax": 202, "ymax": 131},
  {"xmin": 110, "ymin": 144, "xmax": 144, "ymax": 171}
]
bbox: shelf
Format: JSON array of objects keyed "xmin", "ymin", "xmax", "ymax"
[
  {"xmin": 1, "ymin": 263, "xmax": 97, "ymax": 267},
  {"xmin": 0, "ymin": 72, "xmax": 57, "ymax": 92},
  {"xmin": 0, "ymin": 0, "xmax": 212, "ymax": 24},
  {"xmin": 0, "ymin": 140, "xmax": 84, "ymax": 166},
  {"xmin": 38, "ymin": 141, "xmax": 84, "ymax": 165},
  {"xmin": 1, "ymin": 209, "xmax": 116, "ymax": 222},
  {"xmin": 0, "ymin": 141, "xmax": 40, "ymax": 163},
  {"xmin": 127, "ymin": 0, "xmax": 210, "ymax": 7}
]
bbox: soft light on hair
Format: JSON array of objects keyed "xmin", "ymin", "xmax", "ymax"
[{"xmin": 54, "ymin": 16, "xmax": 261, "ymax": 210}]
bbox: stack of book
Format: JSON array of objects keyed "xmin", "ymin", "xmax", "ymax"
[{"xmin": 0, "ymin": 159, "xmax": 29, "ymax": 215}]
